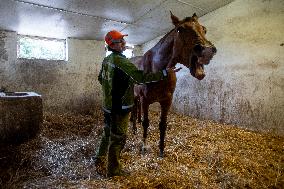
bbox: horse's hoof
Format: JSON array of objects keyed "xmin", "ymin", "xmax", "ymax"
[
  {"xmin": 159, "ymin": 151, "xmax": 164, "ymax": 158},
  {"xmin": 141, "ymin": 145, "xmax": 151, "ymax": 155},
  {"xmin": 141, "ymin": 148, "xmax": 145, "ymax": 156}
]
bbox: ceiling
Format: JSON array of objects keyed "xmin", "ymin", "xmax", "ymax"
[{"xmin": 0, "ymin": 0, "xmax": 234, "ymax": 45}]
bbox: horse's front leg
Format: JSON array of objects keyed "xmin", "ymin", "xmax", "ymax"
[
  {"xmin": 141, "ymin": 100, "xmax": 150, "ymax": 155},
  {"xmin": 159, "ymin": 100, "xmax": 172, "ymax": 158}
]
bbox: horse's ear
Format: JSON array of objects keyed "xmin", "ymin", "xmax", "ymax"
[
  {"xmin": 192, "ymin": 13, "xmax": 198, "ymax": 21},
  {"xmin": 170, "ymin": 11, "xmax": 180, "ymax": 26}
]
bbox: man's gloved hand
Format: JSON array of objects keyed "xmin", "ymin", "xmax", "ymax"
[{"xmin": 166, "ymin": 67, "xmax": 182, "ymax": 74}]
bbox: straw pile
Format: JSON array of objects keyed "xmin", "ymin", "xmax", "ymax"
[{"xmin": 0, "ymin": 109, "xmax": 283, "ymax": 189}]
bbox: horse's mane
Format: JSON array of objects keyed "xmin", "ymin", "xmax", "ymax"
[
  {"xmin": 152, "ymin": 16, "xmax": 193, "ymax": 48},
  {"xmin": 152, "ymin": 28, "xmax": 175, "ymax": 49}
]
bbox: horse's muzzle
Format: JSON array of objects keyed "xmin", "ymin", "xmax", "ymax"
[{"xmin": 197, "ymin": 46, "xmax": 217, "ymax": 65}]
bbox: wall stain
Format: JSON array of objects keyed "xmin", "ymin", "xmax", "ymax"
[
  {"xmin": 0, "ymin": 31, "xmax": 8, "ymax": 61},
  {"xmin": 257, "ymin": 60, "xmax": 279, "ymax": 69}
]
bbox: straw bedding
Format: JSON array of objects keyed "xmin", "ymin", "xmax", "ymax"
[{"xmin": 0, "ymin": 109, "xmax": 283, "ymax": 188}]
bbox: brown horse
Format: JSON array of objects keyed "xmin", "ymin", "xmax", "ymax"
[{"xmin": 130, "ymin": 12, "xmax": 217, "ymax": 157}]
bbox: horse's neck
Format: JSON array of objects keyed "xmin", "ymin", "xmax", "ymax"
[{"xmin": 143, "ymin": 31, "xmax": 176, "ymax": 72}]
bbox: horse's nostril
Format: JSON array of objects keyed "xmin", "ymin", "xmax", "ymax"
[
  {"xmin": 212, "ymin": 46, "xmax": 217, "ymax": 53},
  {"xmin": 193, "ymin": 44, "xmax": 204, "ymax": 53}
]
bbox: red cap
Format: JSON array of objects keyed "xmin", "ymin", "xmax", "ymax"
[{"xmin": 105, "ymin": 30, "xmax": 128, "ymax": 46}]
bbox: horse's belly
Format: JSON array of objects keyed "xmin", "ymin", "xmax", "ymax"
[{"xmin": 141, "ymin": 81, "xmax": 175, "ymax": 103}]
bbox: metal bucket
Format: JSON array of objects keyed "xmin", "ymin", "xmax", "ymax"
[{"xmin": 0, "ymin": 92, "xmax": 43, "ymax": 144}]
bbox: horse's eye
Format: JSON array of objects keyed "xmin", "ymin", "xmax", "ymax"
[
  {"xmin": 177, "ymin": 26, "xmax": 186, "ymax": 33},
  {"xmin": 203, "ymin": 26, "xmax": 207, "ymax": 34}
]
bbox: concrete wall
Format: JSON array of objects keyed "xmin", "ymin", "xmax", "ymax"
[
  {"xmin": 142, "ymin": 0, "xmax": 284, "ymax": 134},
  {"xmin": 0, "ymin": 31, "xmax": 104, "ymax": 113}
]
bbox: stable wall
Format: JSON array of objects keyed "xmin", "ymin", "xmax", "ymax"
[
  {"xmin": 142, "ymin": 0, "xmax": 284, "ymax": 134},
  {"xmin": 0, "ymin": 31, "xmax": 104, "ymax": 113}
]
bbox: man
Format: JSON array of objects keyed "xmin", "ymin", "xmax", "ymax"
[{"xmin": 95, "ymin": 30, "xmax": 175, "ymax": 177}]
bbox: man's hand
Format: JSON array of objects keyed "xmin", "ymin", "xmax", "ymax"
[{"xmin": 166, "ymin": 67, "xmax": 182, "ymax": 74}]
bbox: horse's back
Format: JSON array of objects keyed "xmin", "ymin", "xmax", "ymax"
[{"xmin": 130, "ymin": 56, "xmax": 143, "ymax": 70}]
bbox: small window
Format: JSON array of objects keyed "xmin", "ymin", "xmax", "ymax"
[
  {"xmin": 106, "ymin": 44, "xmax": 134, "ymax": 58},
  {"xmin": 17, "ymin": 35, "xmax": 67, "ymax": 61}
]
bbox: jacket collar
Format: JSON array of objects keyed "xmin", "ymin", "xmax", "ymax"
[{"xmin": 109, "ymin": 49, "xmax": 126, "ymax": 58}]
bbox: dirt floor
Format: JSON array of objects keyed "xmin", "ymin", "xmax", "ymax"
[{"xmin": 0, "ymin": 109, "xmax": 283, "ymax": 189}]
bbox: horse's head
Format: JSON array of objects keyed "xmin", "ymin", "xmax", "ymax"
[{"xmin": 170, "ymin": 12, "xmax": 217, "ymax": 80}]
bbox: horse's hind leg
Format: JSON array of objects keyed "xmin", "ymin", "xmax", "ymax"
[
  {"xmin": 130, "ymin": 97, "xmax": 138, "ymax": 135},
  {"xmin": 159, "ymin": 100, "xmax": 171, "ymax": 158},
  {"xmin": 141, "ymin": 102, "xmax": 150, "ymax": 155},
  {"xmin": 137, "ymin": 98, "xmax": 142, "ymax": 123}
]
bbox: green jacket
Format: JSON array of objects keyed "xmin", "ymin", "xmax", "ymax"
[{"xmin": 98, "ymin": 51, "xmax": 167, "ymax": 113}]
